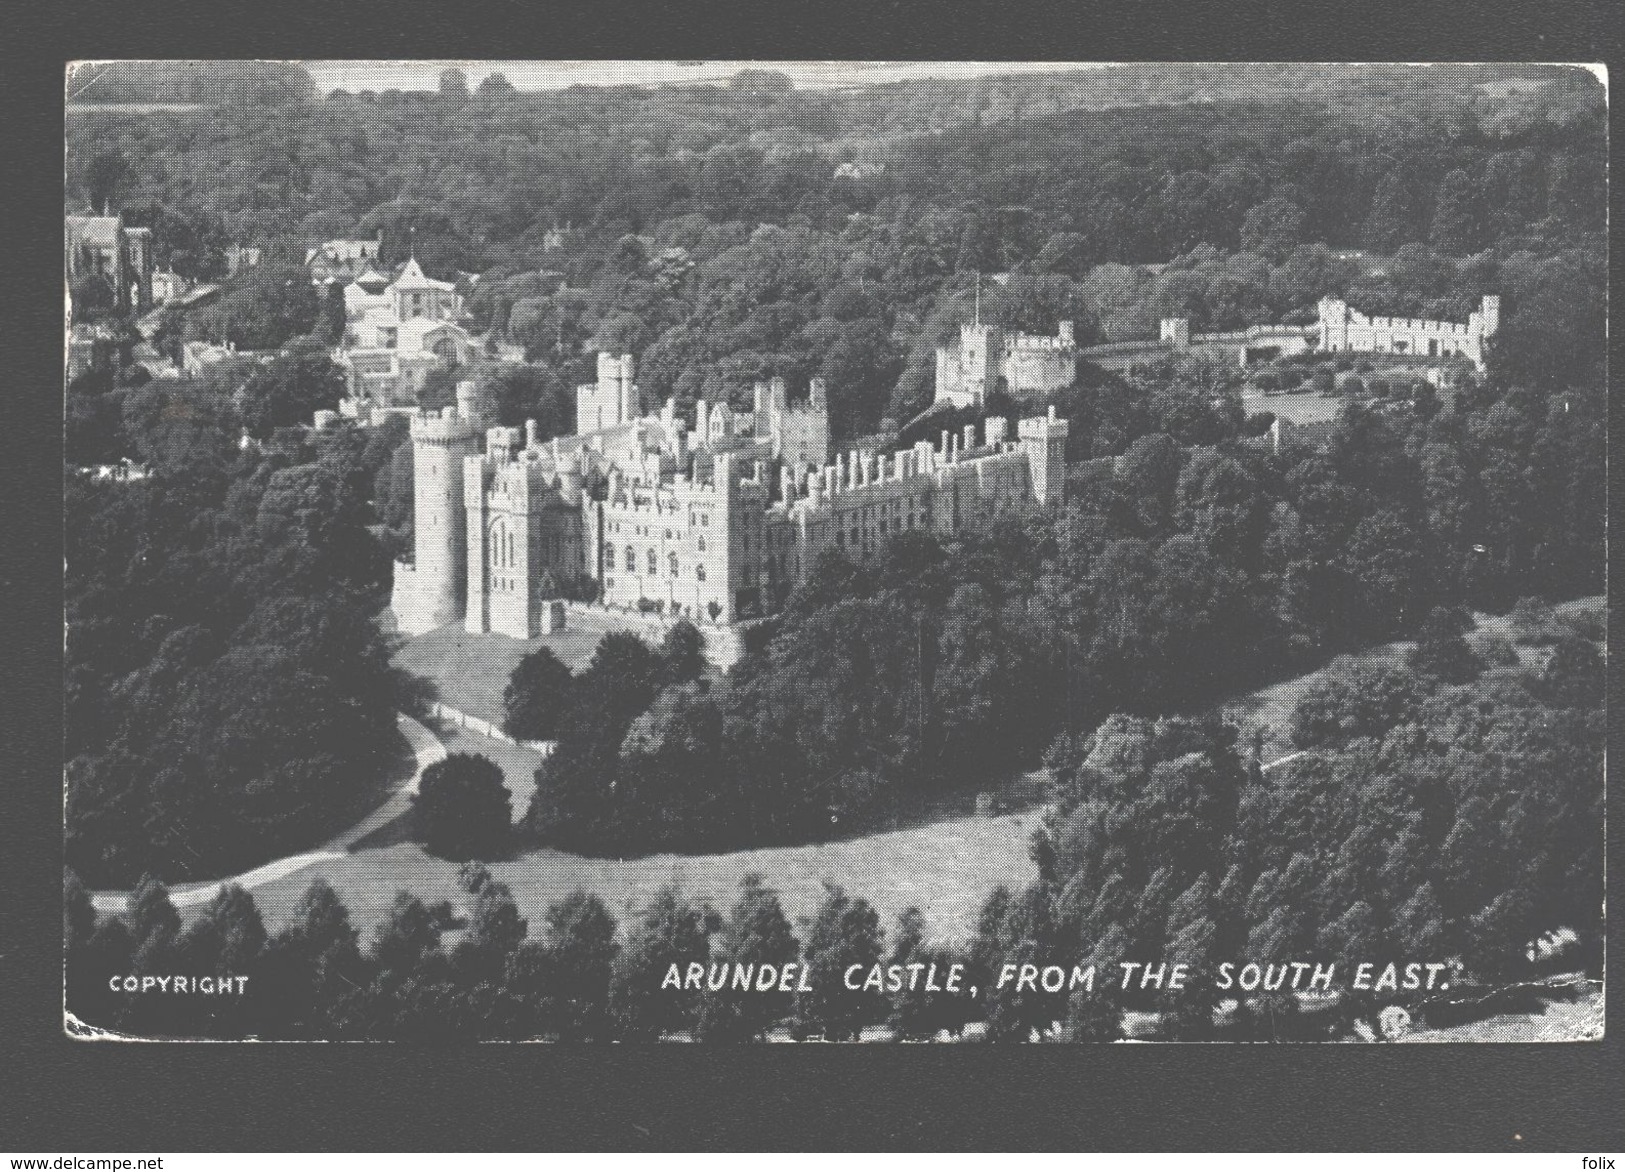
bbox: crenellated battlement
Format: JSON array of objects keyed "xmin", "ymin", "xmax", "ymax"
[
  {"xmin": 1318, "ymin": 294, "xmax": 1499, "ymax": 370},
  {"xmin": 938, "ymin": 320, "xmax": 1078, "ymax": 408}
]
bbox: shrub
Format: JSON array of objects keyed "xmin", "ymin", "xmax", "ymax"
[
  {"xmin": 1334, "ymin": 355, "xmax": 1354, "ymax": 372},
  {"xmin": 1290, "ymin": 661, "xmax": 1427, "ymax": 749},
  {"xmin": 1367, "ymin": 378, "xmax": 1391, "ymax": 399},
  {"xmin": 1558, "ymin": 605, "xmax": 1606, "ymax": 643},
  {"xmin": 503, "ymin": 646, "xmax": 573, "ymax": 742},
  {"xmin": 1474, "ymin": 633, "xmax": 1521, "ymax": 668},
  {"xmin": 1311, "ymin": 371, "xmax": 1335, "ymax": 394},
  {"xmin": 1354, "ymin": 359, "xmax": 1374, "ymax": 373},
  {"xmin": 1509, "ymin": 596, "xmax": 1561, "ymax": 645},
  {"xmin": 415, "ymin": 752, "xmax": 512, "ymax": 860},
  {"xmin": 1341, "ymin": 375, "xmax": 1365, "ymax": 397}
]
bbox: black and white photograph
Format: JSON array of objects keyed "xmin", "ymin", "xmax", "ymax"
[{"xmin": 60, "ymin": 59, "xmax": 1605, "ymax": 1048}]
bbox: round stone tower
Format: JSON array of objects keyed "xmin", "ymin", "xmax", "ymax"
[{"xmin": 390, "ymin": 398, "xmax": 481, "ymax": 635}]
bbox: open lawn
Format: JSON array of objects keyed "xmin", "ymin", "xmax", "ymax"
[
  {"xmin": 395, "ymin": 622, "xmax": 606, "ymax": 725},
  {"xmin": 246, "ymin": 800, "xmax": 1041, "ymax": 949},
  {"xmin": 1241, "ymin": 389, "xmax": 1344, "ymax": 426}
]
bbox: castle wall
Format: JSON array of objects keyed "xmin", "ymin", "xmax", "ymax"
[
  {"xmin": 1318, "ymin": 295, "xmax": 1499, "ymax": 371},
  {"xmin": 595, "ymin": 454, "xmax": 746, "ymax": 623}
]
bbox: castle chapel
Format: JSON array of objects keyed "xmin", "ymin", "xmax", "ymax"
[{"xmin": 389, "ymin": 354, "xmax": 1069, "ymax": 640}]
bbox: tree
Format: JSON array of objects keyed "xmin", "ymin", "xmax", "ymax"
[
  {"xmin": 84, "ymin": 149, "xmax": 128, "ymax": 213},
  {"xmin": 268, "ymin": 895, "xmax": 366, "ymax": 1041},
  {"xmin": 659, "ymin": 619, "xmax": 706, "ymax": 685},
  {"xmin": 191, "ymin": 260, "xmax": 320, "ymax": 351},
  {"xmin": 476, "ymin": 71, "xmax": 517, "ymax": 99},
  {"xmin": 452, "ymin": 880, "xmax": 528, "ymax": 988},
  {"xmin": 697, "ymin": 874, "xmax": 800, "ymax": 1041},
  {"xmin": 795, "ymin": 883, "xmax": 886, "ymax": 1041},
  {"xmin": 1407, "ymin": 606, "xmax": 1483, "ymax": 685},
  {"xmin": 502, "ymin": 647, "xmax": 574, "ymax": 742},
  {"xmin": 1240, "ymin": 197, "xmax": 1307, "ymax": 261},
  {"xmin": 438, "ymin": 69, "xmax": 469, "ymax": 100},
  {"xmin": 483, "ymin": 363, "xmax": 569, "ymax": 431},
  {"xmin": 536, "ymin": 891, "xmax": 619, "ymax": 1041},
  {"xmin": 414, "ymin": 753, "xmax": 512, "ymax": 860},
  {"xmin": 885, "ymin": 906, "xmax": 972, "ymax": 1042},
  {"xmin": 610, "ymin": 887, "xmax": 711, "ymax": 1040},
  {"xmin": 237, "ymin": 351, "xmax": 347, "ymax": 438},
  {"xmin": 1430, "ymin": 169, "xmax": 1485, "ymax": 255},
  {"xmin": 1363, "ymin": 166, "xmax": 1429, "ymax": 252}
]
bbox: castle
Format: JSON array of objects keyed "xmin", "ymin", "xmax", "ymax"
[
  {"xmin": 1318, "ymin": 295, "xmax": 1499, "ymax": 371},
  {"xmin": 389, "ymin": 354, "xmax": 1068, "ymax": 640},
  {"xmin": 934, "ymin": 320, "xmax": 1077, "ymax": 409}
]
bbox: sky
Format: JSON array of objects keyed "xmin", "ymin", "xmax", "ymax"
[{"xmin": 300, "ymin": 61, "xmax": 1104, "ymax": 95}]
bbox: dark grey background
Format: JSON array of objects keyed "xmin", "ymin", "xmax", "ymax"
[{"xmin": 8, "ymin": 0, "xmax": 1622, "ymax": 1151}]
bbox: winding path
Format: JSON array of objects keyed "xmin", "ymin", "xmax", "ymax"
[
  {"xmin": 89, "ymin": 710, "xmax": 1314, "ymax": 918},
  {"xmin": 90, "ymin": 713, "xmax": 445, "ymax": 915}
]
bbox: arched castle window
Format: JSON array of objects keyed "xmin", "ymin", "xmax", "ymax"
[
  {"xmin": 696, "ymin": 564, "xmax": 706, "ymax": 582},
  {"xmin": 669, "ymin": 553, "xmax": 679, "ymax": 578},
  {"xmin": 624, "ymin": 545, "xmax": 635, "ymax": 573},
  {"xmin": 697, "ymin": 535, "xmax": 706, "ymax": 552},
  {"xmin": 647, "ymin": 549, "xmax": 657, "ymax": 575}
]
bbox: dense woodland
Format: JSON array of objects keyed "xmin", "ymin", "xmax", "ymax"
[{"xmin": 65, "ymin": 63, "xmax": 1604, "ymax": 1038}]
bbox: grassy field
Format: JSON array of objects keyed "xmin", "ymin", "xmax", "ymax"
[
  {"xmin": 1241, "ymin": 389, "xmax": 1345, "ymax": 426},
  {"xmin": 248, "ymin": 800, "xmax": 1042, "ymax": 948},
  {"xmin": 395, "ymin": 622, "xmax": 606, "ymax": 725}
]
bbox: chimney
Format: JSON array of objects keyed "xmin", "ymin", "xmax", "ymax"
[
  {"xmin": 525, "ymin": 418, "xmax": 539, "ymax": 448},
  {"xmin": 964, "ymin": 423, "xmax": 977, "ymax": 452}
]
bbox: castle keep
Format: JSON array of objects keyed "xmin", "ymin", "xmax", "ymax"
[
  {"xmin": 390, "ymin": 355, "xmax": 1067, "ymax": 639},
  {"xmin": 934, "ymin": 320, "xmax": 1077, "ymax": 409}
]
